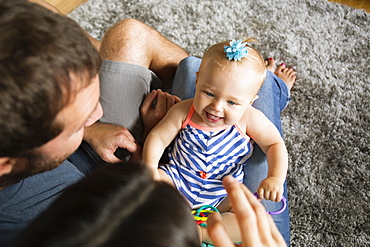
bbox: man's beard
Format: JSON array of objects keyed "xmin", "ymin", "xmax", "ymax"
[{"xmin": 0, "ymin": 150, "xmax": 68, "ymax": 188}]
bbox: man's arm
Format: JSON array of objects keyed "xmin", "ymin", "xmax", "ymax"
[{"xmin": 84, "ymin": 90, "xmax": 181, "ymax": 163}]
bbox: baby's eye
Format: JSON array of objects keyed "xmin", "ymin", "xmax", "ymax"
[
  {"xmin": 205, "ymin": 92, "xmax": 214, "ymax": 97},
  {"xmin": 227, "ymin": 101, "xmax": 236, "ymax": 106}
]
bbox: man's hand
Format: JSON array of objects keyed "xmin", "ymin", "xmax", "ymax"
[
  {"xmin": 140, "ymin": 89, "xmax": 181, "ymax": 140},
  {"xmin": 84, "ymin": 122, "xmax": 141, "ymax": 163}
]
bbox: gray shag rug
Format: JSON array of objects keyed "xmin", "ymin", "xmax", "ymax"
[{"xmin": 69, "ymin": 0, "xmax": 369, "ymax": 246}]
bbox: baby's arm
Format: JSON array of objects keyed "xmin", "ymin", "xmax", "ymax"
[
  {"xmin": 245, "ymin": 108, "xmax": 288, "ymax": 202},
  {"xmin": 142, "ymin": 99, "xmax": 191, "ymax": 179}
]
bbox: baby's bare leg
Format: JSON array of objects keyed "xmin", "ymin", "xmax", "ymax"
[
  {"xmin": 199, "ymin": 212, "xmax": 242, "ymax": 244},
  {"xmin": 198, "ymin": 197, "xmax": 242, "ymax": 244}
]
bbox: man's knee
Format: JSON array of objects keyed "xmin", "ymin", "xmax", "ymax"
[
  {"xmin": 100, "ymin": 18, "xmax": 152, "ymax": 65},
  {"xmin": 106, "ymin": 18, "xmax": 153, "ymax": 40}
]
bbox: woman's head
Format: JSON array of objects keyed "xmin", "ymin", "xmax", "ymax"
[
  {"xmin": 11, "ymin": 162, "xmax": 200, "ymax": 247},
  {"xmin": 193, "ymin": 38, "xmax": 266, "ymax": 127}
]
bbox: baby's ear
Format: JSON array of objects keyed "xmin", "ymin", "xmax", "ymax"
[
  {"xmin": 0, "ymin": 157, "xmax": 16, "ymax": 176},
  {"xmin": 250, "ymin": 95, "xmax": 259, "ymax": 104}
]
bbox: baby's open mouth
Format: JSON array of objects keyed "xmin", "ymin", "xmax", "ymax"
[{"xmin": 206, "ymin": 112, "xmax": 223, "ymax": 123}]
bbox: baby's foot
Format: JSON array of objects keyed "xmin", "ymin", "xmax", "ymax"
[
  {"xmin": 265, "ymin": 57, "xmax": 275, "ymax": 73},
  {"xmin": 275, "ymin": 63, "xmax": 296, "ymax": 90}
]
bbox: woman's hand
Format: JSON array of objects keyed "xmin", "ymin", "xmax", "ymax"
[{"xmin": 207, "ymin": 176, "xmax": 287, "ymax": 247}]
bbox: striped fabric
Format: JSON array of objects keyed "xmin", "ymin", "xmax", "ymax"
[{"xmin": 160, "ymin": 105, "xmax": 253, "ymax": 208}]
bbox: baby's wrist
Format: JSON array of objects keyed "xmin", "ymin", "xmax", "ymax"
[{"xmin": 267, "ymin": 175, "xmax": 285, "ymax": 184}]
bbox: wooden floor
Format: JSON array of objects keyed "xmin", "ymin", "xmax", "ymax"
[
  {"xmin": 45, "ymin": 0, "xmax": 87, "ymax": 15},
  {"xmin": 328, "ymin": 0, "xmax": 370, "ymax": 12},
  {"xmin": 45, "ymin": 0, "xmax": 370, "ymax": 15}
]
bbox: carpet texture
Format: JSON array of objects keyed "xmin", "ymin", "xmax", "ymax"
[{"xmin": 69, "ymin": 0, "xmax": 369, "ymax": 246}]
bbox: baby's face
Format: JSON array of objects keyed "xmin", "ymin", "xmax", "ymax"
[{"xmin": 193, "ymin": 62, "xmax": 259, "ymax": 127}]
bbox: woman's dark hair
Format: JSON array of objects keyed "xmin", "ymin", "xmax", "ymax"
[
  {"xmin": 11, "ymin": 162, "xmax": 200, "ymax": 247},
  {"xmin": 0, "ymin": 1, "xmax": 101, "ymax": 157}
]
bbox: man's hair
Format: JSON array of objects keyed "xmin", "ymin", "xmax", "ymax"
[
  {"xmin": 0, "ymin": 1, "xmax": 101, "ymax": 157},
  {"xmin": 11, "ymin": 162, "xmax": 200, "ymax": 247}
]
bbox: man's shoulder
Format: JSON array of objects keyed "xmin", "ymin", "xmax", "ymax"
[
  {"xmin": 0, "ymin": 160, "xmax": 85, "ymax": 245},
  {"xmin": 0, "ymin": 160, "xmax": 84, "ymax": 210}
]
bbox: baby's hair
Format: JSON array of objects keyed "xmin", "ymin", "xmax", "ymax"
[{"xmin": 202, "ymin": 37, "xmax": 266, "ymax": 92}]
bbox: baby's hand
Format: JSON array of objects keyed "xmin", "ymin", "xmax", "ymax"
[{"xmin": 257, "ymin": 177, "xmax": 284, "ymax": 202}]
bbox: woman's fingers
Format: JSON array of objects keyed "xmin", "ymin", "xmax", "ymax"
[
  {"xmin": 207, "ymin": 212, "xmax": 234, "ymax": 247},
  {"xmin": 222, "ymin": 176, "xmax": 261, "ymax": 246},
  {"xmin": 222, "ymin": 176, "xmax": 287, "ymax": 247}
]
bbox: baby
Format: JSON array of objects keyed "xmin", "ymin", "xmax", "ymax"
[{"xmin": 143, "ymin": 38, "xmax": 293, "ymax": 244}]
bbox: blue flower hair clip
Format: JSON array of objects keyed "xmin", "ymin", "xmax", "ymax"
[{"xmin": 224, "ymin": 39, "xmax": 249, "ymax": 61}]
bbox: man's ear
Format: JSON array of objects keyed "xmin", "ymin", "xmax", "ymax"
[{"xmin": 0, "ymin": 157, "xmax": 16, "ymax": 176}]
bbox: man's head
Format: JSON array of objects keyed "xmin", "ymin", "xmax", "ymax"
[{"xmin": 0, "ymin": 1, "xmax": 102, "ymax": 185}]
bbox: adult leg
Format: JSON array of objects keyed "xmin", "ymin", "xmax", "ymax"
[
  {"xmin": 72, "ymin": 19, "xmax": 189, "ymax": 165},
  {"xmin": 100, "ymin": 18, "xmax": 188, "ymax": 89},
  {"xmin": 172, "ymin": 56, "xmax": 291, "ymax": 246},
  {"xmin": 171, "ymin": 56, "xmax": 200, "ymax": 99},
  {"xmin": 98, "ymin": 19, "xmax": 188, "ymax": 140}
]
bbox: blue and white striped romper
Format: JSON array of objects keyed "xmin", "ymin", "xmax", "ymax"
[{"xmin": 159, "ymin": 105, "xmax": 253, "ymax": 209}]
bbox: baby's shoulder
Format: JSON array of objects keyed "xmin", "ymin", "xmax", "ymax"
[
  {"xmin": 239, "ymin": 106, "xmax": 265, "ymax": 131},
  {"xmin": 180, "ymin": 98, "xmax": 193, "ymax": 107},
  {"xmin": 242, "ymin": 106, "xmax": 265, "ymax": 119},
  {"xmin": 167, "ymin": 98, "xmax": 193, "ymax": 119},
  {"xmin": 173, "ymin": 98, "xmax": 193, "ymax": 112}
]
